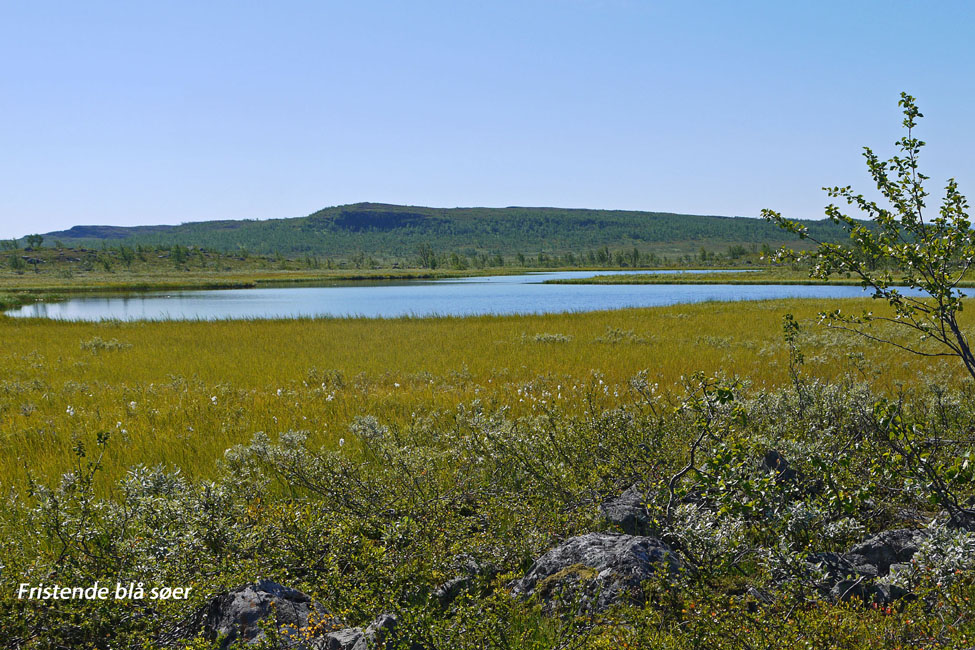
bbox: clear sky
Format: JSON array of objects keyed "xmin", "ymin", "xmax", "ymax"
[{"xmin": 1, "ymin": 1, "xmax": 973, "ymax": 239}]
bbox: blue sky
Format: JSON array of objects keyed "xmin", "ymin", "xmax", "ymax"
[{"xmin": 1, "ymin": 1, "xmax": 973, "ymax": 238}]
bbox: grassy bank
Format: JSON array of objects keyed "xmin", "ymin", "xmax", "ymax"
[
  {"xmin": 0, "ymin": 242, "xmax": 754, "ymax": 310},
  {"xmin": 545, "ymin": 268, "xmax": 975, "ymax": 286}
]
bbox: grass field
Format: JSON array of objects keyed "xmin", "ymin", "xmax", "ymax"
[
  {"xmin": 3, "ymin": 295, "xmax": 975, "ymax": 649},
  {"xmin": 0, "ymin": 298, "xmax": 962, "ymax": 492}
]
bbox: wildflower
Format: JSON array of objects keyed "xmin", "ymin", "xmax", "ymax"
[
  {"xmin": 394, "ymin": 382, "xmax": 400, "ymax": 388},
  {"xmin": 210, "ymin": 396, "xmax": 217, "ymax": 405},
  {"xmin": 129, "ymin": 401, "xmax": 137, "ymax": 409},
  {"xmin": 276, "ymin": 388, "xmax": 282, "ymax": 396},
  {"xmin": 339, "ymin": 438, "xmax": 345, "ymax": 447},
  {"xmin": 66, "ymin": 406, "xmax": 75, "ymax": 416}
]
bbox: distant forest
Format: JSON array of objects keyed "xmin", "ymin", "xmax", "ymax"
[{"xmin": 33, "ymin": 203, "xmax": 847, "ymax": 260}]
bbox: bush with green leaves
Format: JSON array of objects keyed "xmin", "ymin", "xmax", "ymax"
[{"xmin": 764, "ymin": 93, "xmax": 975, "ymax": 381}]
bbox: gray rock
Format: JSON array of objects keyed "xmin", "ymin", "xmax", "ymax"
[
  {"xmin": 512, "ymin": 532, "xmax": 681, "ymax": 611},
  {"xmin": 830, "ymin": 579, "xmax": 909, "ymax": 605},
  {"xmin": 847, "ymin": 528, "xmax": 926, "ymax": 576},
  {"xmin": 316, "ymin": 613, "xmax": 398, "ymax": 650},
  {"xmin": 830, "ymin": 578, "xmax": 870, "ymax": 602},
  {"xmin": 202, "ymin": 580, "xmax": 339, "ymax": 649},
  {"xmin": 761, "ymin": 449, "xmax": 799, "ymax": 483},
  {"xmin": 433, "ymin": 575, "xmax": 472, "ymax": 606},
  {"xmin": 887, "ymin": 562, "xmax": 912, "ymax": 582},
  {"xmin": 599, "ymin": 485, "xmax": 652, "ymax": 535},
  {"xmin": 433, "ymin": 555, "xmax": 489, "ymax": 606},
  {"xmin": 807, "ymin": 551, "xmax": 879, "ymax": 583},
  {"xmin": 944, "ymin": 508, "xmax": 975, "ymax": 531},
  {"xmin": 805, "ymin": 528, "xmax": 929, "ymax": 605},
  {"xmin": 319, "ymin": 628, "xmax": 365, "ymax": 650}
]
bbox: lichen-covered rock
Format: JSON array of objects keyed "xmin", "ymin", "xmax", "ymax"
[
  {"xmin": 201, "ymin": 580, "xmax": 340, "ymax": 649},
  {"xmin": 316, "ymin": 613, "xmax": 398, "ymax": 650},
  {"xmin": 512, "ymin": 532, "xmax": 681, "ymax": 611},
  {"xmin": 599, "ymin": 485, "xmax": 652, "ymax": 536}
]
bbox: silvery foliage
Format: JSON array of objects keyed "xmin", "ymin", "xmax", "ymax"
[
  {"xmin": 880, "ymin": 523, "xmax": 975, "ymax": 590},
  {"xmin": 820, "ymin": 517, "xmax": 867, "ymax": 547},
  {"xmin": 350, "ymin": 415, "xmax": 389, "ymax": 442},
  {"xmin": 779, "ymin": 501, "xmax": 823, "ymax": 542},
  {"xmin": 23, "ymin": 462, "xmax": 250, "ymax": 582},
  {"xmin": 669, "ymin": 503, "xmax": 746, "ymax": 567}
]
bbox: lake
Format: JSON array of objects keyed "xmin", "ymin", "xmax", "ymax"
[{"xmin": 1, "ymin": 269, "xmax": 911, "ymax": 321}]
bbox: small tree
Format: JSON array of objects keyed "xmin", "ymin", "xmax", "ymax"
[
  {"xmin": 416, "ymin": 243, "xmax": 437, "ymax": 269},
  {"xmin": 763, "ymin": 93, "xmax": 975, "ymax": 381},
  {"xmin": 25, "ymin": 234, "xmax": 43, "ymax": 250}
]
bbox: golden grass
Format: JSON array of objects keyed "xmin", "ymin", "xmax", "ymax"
[{"xmin": 0, "ymin": 298, "xmax": 965, "ymax": 490}]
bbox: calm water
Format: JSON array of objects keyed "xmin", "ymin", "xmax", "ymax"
[{"xmin": 1, "ymin": 269, "xmax": 915, "ymax": 321}]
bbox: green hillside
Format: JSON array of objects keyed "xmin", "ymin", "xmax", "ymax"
[{"xmin": 35, "ymin": 203, "xmax": 845, "ymax": 258}]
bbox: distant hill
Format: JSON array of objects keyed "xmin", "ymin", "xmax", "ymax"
[{"xmin": 35, "ymin": 203, "xmax": 844, "ymax": 258}]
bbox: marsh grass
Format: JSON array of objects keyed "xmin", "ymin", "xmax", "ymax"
[
  {"xmin": 547, "ymin": 267, "xmax": 975, "ymax": 286},
  {"xmin": 0, "ymin": 298, "xmax": 966, "ymax": 491}
]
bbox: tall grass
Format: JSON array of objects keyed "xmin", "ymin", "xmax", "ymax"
[
  {"xmin": 0, "ymin": 298, "xmax": 964, "ymax": 490},
  {"xmin": 548, "ymin": 268, "xmax": 975, "ymax": 286}
]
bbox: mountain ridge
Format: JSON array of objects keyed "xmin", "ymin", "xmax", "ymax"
[{"xmin": 33, "ymin": 202, "xmax": 842, "ymax": 258}]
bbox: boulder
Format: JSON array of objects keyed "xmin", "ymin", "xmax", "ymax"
[
  {"xmin": 943, "ymin": 508, "xmax": 975, "ymax": 532},
  {"xmin": 512, "ymin": 532, "xmax": 681, "ymax": 611},
  {"xmin": 201, "ymin": 580, "xmax": 339, "ymax": 649},
  {"xmin": 599, "ymin": 485, "xmax": 652, "ymax": 535},
  {"xmin": 847, "ymin": 528, "xmax": 926, "ymax": 576}
]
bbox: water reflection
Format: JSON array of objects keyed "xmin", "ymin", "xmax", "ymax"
[{"xmin": 4, "ymin": 269, "xmax": 925, "ymax": 322}]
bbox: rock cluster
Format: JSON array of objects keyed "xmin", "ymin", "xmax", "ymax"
[
  {"xmin": 807, "ymin": 528, "xmax": 926, "ymax": 603},
  {"xmin": 200, "ymin": 580, "xmax": 399, "ymax": 649},
  {"xmin": 528, "ymin": 468, "xmax": 947, "ymax": 611}
]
